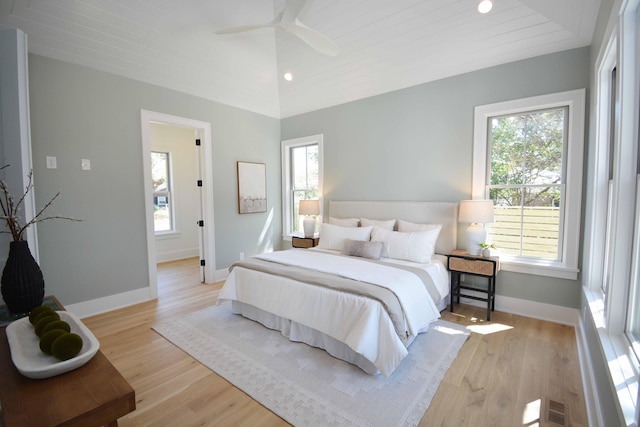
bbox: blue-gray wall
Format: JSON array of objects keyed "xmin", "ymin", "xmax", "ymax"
[
  {"xmin": 27, "ymin": 54, "xmax": 281, "ymax": 306},
  {"xmin": 282, "ymin": 47, "xmax": 591, "ymax": 309}
]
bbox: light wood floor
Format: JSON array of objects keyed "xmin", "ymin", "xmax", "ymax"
[{"xmin": 83, "ymin": 258, "xmax": 587, "ymax": 426}]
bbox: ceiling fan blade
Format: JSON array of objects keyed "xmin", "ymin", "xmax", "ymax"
[
  {"xmin": 283, "ymin": 21, "xmax": 339, "ymax": 56},
  {"xmin": 281, "ymin": 0, "xmax": 310, "ymax": 23},
  {"xmin": 215, "ymin": 24, "xmax": 273, "ymax": 35}
]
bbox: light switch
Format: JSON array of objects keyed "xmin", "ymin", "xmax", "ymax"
[
  {"xmin": 46, "ymin": 156, "xmax": 57, "ymax": 169},
  {"xmin": 81, "ymin": 159, "xmax": 91, "ymax": 171}
]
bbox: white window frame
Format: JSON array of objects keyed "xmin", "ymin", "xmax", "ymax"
[
  {"xmin": 583, "ymin": 1, "xmax": 640, "ymax": 424},
  {"xmin": 281, "ymin": 134, "xmax": 324, "ymax": 239},
  {"xmin": 472, "ymin": 89, "xmax": 585, "ymax": 280}
]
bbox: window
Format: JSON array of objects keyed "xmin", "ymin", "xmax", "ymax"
[
  {"xmin": 624, "ymin": 6, "xmax": 640, "ymax": 359},
  {"xmin": 151, "ymin": 151, "xmax": 174, "ymax": 233},
  {"xmin": 487, "ymin": 107, "xmax": 566, "ymax": 260},
  {"xmin": 584, "ymin": 2, "xmax": 640, "ymax": 423},
  {"xmin": 473, "ymin": 90, "xmax": 585, "ymax": 279},
  {"xmin": 281, "ymin": 134, "xmax": 323, "ymax": 238}
]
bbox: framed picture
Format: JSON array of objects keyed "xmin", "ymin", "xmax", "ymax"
[{"xmin": 237, "ymin": 161, "xmax": 267, "ymax": 214}]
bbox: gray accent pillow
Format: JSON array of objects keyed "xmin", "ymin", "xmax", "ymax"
[{"xmin": 342, "ymin": 239, "xmax": 384, "ymax": 260}]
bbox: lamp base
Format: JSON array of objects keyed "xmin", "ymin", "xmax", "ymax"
[
  {"xmin": 465, "ymin": 224, "xmax": 486, "ymax": 255},
  {"xmin": 303, "ymin": 217, "xmax": 316, "ymax": 238}
]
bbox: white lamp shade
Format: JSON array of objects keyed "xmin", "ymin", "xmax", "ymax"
[
  {"xmin": 459, "ymin": 200, "xmax": 495, "ymax": 224},
  {"xmin": 299, "ymin": 199, "xmax": 320, "ymax": 216}
]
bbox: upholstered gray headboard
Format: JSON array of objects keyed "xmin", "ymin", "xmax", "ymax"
[{"xmin": 329, "ymin": 200, "xmax": 458, "ymax": 255}]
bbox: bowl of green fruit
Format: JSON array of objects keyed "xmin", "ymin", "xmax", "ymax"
[{"xmin": 5, "ymin": 305, "xmax": 100, "ymax": 379}]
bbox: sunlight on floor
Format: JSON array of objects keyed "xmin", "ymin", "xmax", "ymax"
[
  {"xmin": 467, "ymin": 322, "xmax": 513, "ymax": 335},
  {"xmin": 435, "ymin": 325, "xmax": 468, "ymax": 335},
  {"xmin": 522, "ymin": 398, "xmax": 541, "ymax": 426}
]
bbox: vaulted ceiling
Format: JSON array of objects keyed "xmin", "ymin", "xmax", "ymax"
[{"xmin": 0, "ymin": 0, "xmax": 601, "ymax": 118}]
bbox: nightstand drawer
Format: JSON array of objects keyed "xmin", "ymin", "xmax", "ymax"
[
  {"xmin": 292, "ymin": 236, "xmax": 319, "ymax": 248},
  {"xmin": 448, "ymin": 256, "xmax": 496, "ymax": 276}
]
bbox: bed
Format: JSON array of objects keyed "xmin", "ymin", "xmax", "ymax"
[{"xmin": 217, "ymin": 200, "xmax": 458, "ymax": 377}]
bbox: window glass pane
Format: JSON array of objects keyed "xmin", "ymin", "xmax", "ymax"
[
  {"xmin": 490, "ymin": 109, "xmax": 565, "ymax": 186},
  {"xmin": 292, "ymin": 145, "xmax": 319, "ymax": 190},
  {"xmin": 490, "ymin": 116, "xmax": 526, "ymax": 185},
  {"xmin": 290, "ymin": 144, "xmax": 319, "ymax": 234},
  {"xmin": 151, "ymin": 151, "xmax": 172, "ymax": 232},
  {"xmin": 487, "ymin": 108, "xmax": 566, "ymax": 261}
]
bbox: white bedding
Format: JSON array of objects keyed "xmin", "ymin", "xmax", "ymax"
[
  {"xmin": 311, "ymin": 248, "xmax": 450, "ymax": 307},
  {"xmin": 217, "ymin": 249, "xmax": 449, "ymax": 376}
]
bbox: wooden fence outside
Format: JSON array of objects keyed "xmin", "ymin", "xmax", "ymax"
[{"xmin": 486, "ymin": 206, "xmax": 560, "ymax": 260}]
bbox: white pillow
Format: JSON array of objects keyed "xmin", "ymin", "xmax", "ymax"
[
  {"xmin": 329, "ymin": 217, "xmax": 360, "ymax": 227},
  {"xmin": 397, "ymin": 219, "xmax": 443, "ymax": 234},
  {"xmin": 360, "ymin": 218, "xmax": 396, "ymax": 230},
  {"xmin": 317, "ymin": 224, "xmax": 373, "ymax": 251},
  {"xmin": 370, "ymin": 226, "xmax": 441, "ymax": 263}
]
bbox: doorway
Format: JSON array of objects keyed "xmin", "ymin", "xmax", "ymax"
[{"xmin": 140, "ymin": 110, "xmax": 215, "ymax": 299}]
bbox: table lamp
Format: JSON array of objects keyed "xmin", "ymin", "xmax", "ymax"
[
  {"xmin": 459, "ymin": 199, "xmax": 495, "ymax": 255},
  {"xmin": 299, "ymin": 199, "xmax": 320, "ymax": 238}
]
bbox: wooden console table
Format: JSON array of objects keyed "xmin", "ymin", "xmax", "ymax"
[{"xmin": 0, "ymin": 297, "xmax": 135, "ymax": 426}]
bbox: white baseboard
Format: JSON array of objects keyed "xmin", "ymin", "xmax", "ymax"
[
  {"xmin": 575, "ymin": 317, "xmax": 602, "ymax": 427},
  {"xmin": 458, "ymin": 294, "xmax": 580, "ymax": 326},
  {"xmin": 214, "ymin": 267, "xmax": 230, "ymax": 283},
  {"xmin": 65, "ymin": 287, "xmax": 153, "ymax": 319},
  {"xmin": 156, "ymin": 248, "xmax": 199, "ymax": 263}
]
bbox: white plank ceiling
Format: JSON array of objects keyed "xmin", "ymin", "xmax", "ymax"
[{"xmin": 0, "ymin": 0, "xmax": 601, "ymax": 118}]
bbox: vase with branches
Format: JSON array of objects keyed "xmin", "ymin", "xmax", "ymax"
[{"xmin": 0, "ymin": 165, "xmax": 80, "ymax": 313}]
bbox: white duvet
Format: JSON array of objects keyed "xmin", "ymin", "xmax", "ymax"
[{"xmin": 218, "ymin": 249, "xmax": 445, "ymax": 376}]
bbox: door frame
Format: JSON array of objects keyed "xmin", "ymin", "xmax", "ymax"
[{"xmin": 140, "ymin": 110, "xmax": 215, "ymax": 297}]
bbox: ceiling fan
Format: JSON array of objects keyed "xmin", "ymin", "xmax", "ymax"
[{"xmin": 215, "ymin": 0, "xmax": 339, "ymax": 56}]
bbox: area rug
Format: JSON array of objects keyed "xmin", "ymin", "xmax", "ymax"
[{"xmin": 153, "ymin": 302, "xmax": 469, "ymax": 427}]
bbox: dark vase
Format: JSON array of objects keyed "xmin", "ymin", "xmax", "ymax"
[{"xmin": 1, "ymin": 240, "xmax": 45, "ymax": 314}]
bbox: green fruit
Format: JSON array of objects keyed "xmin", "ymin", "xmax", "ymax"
[
  {"xmin": 39, "ymin": 329, "xmax": 68, "ymax": 355},
  {"xmin": 34, "ymin": 314, "xmax": 61, "ymax": 337},
  {"xmin": 29, "ymin": 306, "xmax": 54, "ymax": 324},
  {"xmin": 33, "ymin": 310, "xmax": 60, "ymax": 326},
  {"xmin": 51, "ymin": 333, "xmax": 83, "ymax": 361},
  {"xmin": 41, "ymin": 320, "xmax": 71, "ymax": 335}
]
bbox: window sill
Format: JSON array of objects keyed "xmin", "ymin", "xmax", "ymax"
[
  {"xmin": 583, "ymin": 287, "xmax": 639, "ymax": 426},
  {"xmin": 497, "ymin": 255, "xmax": 579, "ymax": 280}
]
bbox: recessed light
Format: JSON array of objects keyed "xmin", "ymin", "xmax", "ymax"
[
  {"xmin": 283, "ymin": 72, "xmax": 293, "ymax": 82},
  {"xmin": 478, "ymin": 0, "xmax": 493, "ymax": 14}
]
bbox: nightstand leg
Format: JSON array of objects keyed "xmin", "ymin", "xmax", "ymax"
[
  {"xmin": 450, "ymin": 272, "xmax": 459, "ymax": 313},
  {"xmin": 491, "ymin": 277, "xmax": 496, "ymax": 311},
  {"xmin": 486, "ymin": 277, "xmax": 494, "ymax": 321}
]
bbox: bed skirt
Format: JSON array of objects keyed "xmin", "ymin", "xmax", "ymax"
[{"xmin": 231, "ymin": 300, "xmax": 382, "ymax": 375}]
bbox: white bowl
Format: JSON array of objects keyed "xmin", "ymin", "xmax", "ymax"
[{"xmin": 5, "ymin": 310, "xmax": 100, "ymax": 379}]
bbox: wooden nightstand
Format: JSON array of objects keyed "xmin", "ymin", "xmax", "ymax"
[
  {"xmin": 448, "ymin": 249, "xmax": 500, "ymax": 321},
  {"xmin": 292, "ymin": 236, "xmax": 319, "ymax": 248}
]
